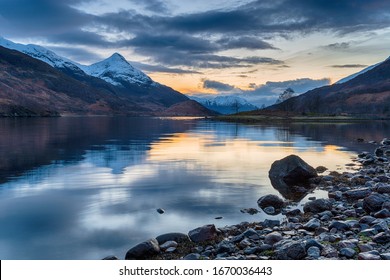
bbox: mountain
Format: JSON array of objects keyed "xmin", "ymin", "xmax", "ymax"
[
  {"xmin": 79, "ymin": 53, "xmax": 154, "ymax": 87},
  {"xmin": 267, "ymin": 57, "xmax": 390, "ymax": 117},
  {"xmin": 190, "ymin": 95, "xmax": 258, "ymax": 114},
  {"xmin": 0, "ymin": 38, "xmax": 213, "ymax": 116},
  {"xmin": 336, "ymin": 56, "xmax": 390, "ymax": 84}
]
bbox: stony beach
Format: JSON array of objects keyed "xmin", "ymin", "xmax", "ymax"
[{"xmin": 105, "ymin": 138, "xmax": 390, "ymax": 260}]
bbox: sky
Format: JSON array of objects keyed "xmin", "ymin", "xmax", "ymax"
[{"xmin": 1, "ymin": 0, "xmax": 390, "ymax": 105}]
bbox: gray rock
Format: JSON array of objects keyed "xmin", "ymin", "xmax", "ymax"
[
  {"xmin": 375, "ymin": 148, "xmax": 384, "ymax": 157},
  {"xmin": 269, "ymin": 155, "xmax": 317, "ymax": 201},
  {"xmin": 363, "ymin": 194, "xmax": 386, "ymax": 213},
  {"xmin": 244, "ymin": 247, "xmax": 258, "ymax": 255},
  {"xmin": 188, "ymin": 224, "xmax": 218, "ymax": 243},
  {"xmin": 156, "ymin": 208, "xmax": 165, "ymax": 214},
  {"xmin": 261, "ymin": 219, "xmax": 281, "ymax": 228},
  {"xmin": 239, "ymin": 238, "xmax": 252, "ymax": 248},
  {"xmin": 242, "ymin": 228, "xmax": 259, "ymax": 238},
  {"xmin": 307, "ymin": 246, "xmax": 321, "ymax": 259},
  {"xmin": 344, "ymin": 188, "xmax": 372, "ymax": 199},
  {"xmin": 264, "ymin": 232, "xmax": 283, "ymax": 245},
  {"xmin": 257, "ymin": 194, "xmax": 285, "ymax": 211},
  {"xmin": 358, "ymin": 243, "xmax": 373, "ymax": 252},
  {"xmin": 156, "ymin": 232, "xmax": 189, "ymax": 244},
  {"xmin": 160, "ymin": 241, "xmax": 178, "ymax": 250},
  {"xmin": 240, "ymin": 208, "xmax": 259, "ymax": 215},
  {"xmin": 374, "ymin": 208, "xmax": 390, "ymax": 218},
  {"xmin": 276, "ymin": 241, "xmax": 306, "ymax": 260},
  {"xmin": 102, "ymin": 255, "xmax": 119, "ymax": 260},
  {"xmin": 329, "ymin": 220, "xmax": 351, "ymax": 231},
  {"xmin": 339, "ymin": 248, "xmax": 356, "ymax": 258},
  {"xmin": 125, "ymin": 238, "xmax": 160, "ymax": 260},
  {"xmin": 303, "ymin": 199, "xmax": 332, "ymax": 214},
  {"xmin": 183, "ymin": 253, "xmax": 201, "ymax": 260},
  {"xmin": 359, "ymin": 228, "xmax": 378, "ymax": 237},
  {"xmin": 264, "ymin": 206, "xmax": 276, "ymax": 215},
  {"xmin": 285, "ymin": 209, "xmax": 302, "ymax": 216},
  {"xmin": 165, "ymin": 247, "xmax": 176, "ymax": 253},
  {"xmin": 303, "ymin": 218, "xmax": 321, "ymax": 231},
  {"xmin": 380, "ymin": 253, "xmax": 390, "ymax": 260},
  {"xmin": 382, "ymin": 201, "xmax": 390, "ymax": 211},
  {"xmin": 381, "ymin": 138, "xmax": 390, "ymax": 145},
  {"xmin": 359, "ymin": 216, "xmax": 376, "ymax": 224},
  {"xmin": 372, "ymin": 232, "xmax": 390, "ymax": 244},
  {"xmin": 258, "ymin": 244, "xmax": 273, "ymax": 252},
  {"xmin": 322, "ymin": 245, "xmax": 338, "ymax": 258},
  {"xmin": 358, "ymin": 250, "xmax": 381, "ymax": 260},
  {"xmin": 377, "ymin": 185, "xmax": 390, "ymax": 194},
  {"xmin": 216, "ymin": 240, "xmax": 236, "ymax": 254},
  {"xmin": 338, "ymin": 240, "xmax": 357, "ymax": 249},
  {"xmin": 305, "ymin": 239, "xmax": 324, "ymax": 251}
]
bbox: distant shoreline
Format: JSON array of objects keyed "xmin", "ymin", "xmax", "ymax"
[{"xmin": 212, "ymin": 114, "xmax": 390, "ymax": 123}]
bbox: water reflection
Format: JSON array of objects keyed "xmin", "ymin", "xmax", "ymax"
[{"xmin": 0, "ymin": 117, "xmax": 388, "ymax": 259}]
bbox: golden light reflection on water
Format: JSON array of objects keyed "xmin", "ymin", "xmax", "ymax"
[{"xmin": 148, "ymin": 132, "xmax": 357, "ymax": 187}]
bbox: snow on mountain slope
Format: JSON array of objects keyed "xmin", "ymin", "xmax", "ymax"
[
  {"xmin": 336, "ymin": 56, "xmax": 390, "ymax": 84},
  {"xmin": 79, "ymin": 53, "xmax": 155, "ymax": 87},
  {"xmin": 0, "ymin": 37, "xmax": 156, "ymax": 88},
  {"xmin": 190, "ymin": 95, "xmax": 258, "ymax": 114},
  {"xmin": 0, "ymin": 37, "xmax": 83, "ymax": 73}
]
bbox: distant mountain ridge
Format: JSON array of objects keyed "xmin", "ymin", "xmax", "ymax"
[
  {"xmin": 267, "ymin": 56, "xmax": 390, "ymax": 117},
  {"xmin": 0, "ymin": 37, "xmax": 214, "ymax": 117},
  {"xmin": 190, "ymin": 95, "xmax": 258, "ymax": 114}
]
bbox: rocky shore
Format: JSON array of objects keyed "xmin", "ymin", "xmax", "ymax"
[{"xmin": 105, "ymin": 138, "xmax": 390, "ymax": 260}]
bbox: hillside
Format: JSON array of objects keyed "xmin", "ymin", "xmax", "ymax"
[
  {"xmin": 266, "ymin": 58, "xmax": 390, "ymax": 117},
  {"xmin": 0, "ymin": 45, "xmax": 212, "ymax": 117}
]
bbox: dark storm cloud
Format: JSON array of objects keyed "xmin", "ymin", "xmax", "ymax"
[
  {"xmin": 127, "ymin": 0, "xmax": 169, "ymax": 14},
  {"xmin": 125, "ymin": 34, "xmax": 218, "ymax": 53},
  {"xmin": 217, "ymin": 37, "xmax": 277, "ymax": 50},
  {"xmin": 325, "ymin": 42, "xmax": 351, "ymax": 50},
  {"xmin": 330, "ymin": 64, "xmax": 368, "ymax": 68},
  {"xmin": 131, "ymin": 61, "xmax": 202, "ymax": 74},
  {"xmin": 140, "ymin": 50, "xmax": 285, "ymax": 69},
  {"xmin": 2, "ymin": 0, "xmax": 390, "ymax": 68},
  {"xmin": 203, "ymin": 80, "xmax": 237, "ymax": 91},
  {"xmin": 0, "ymin": 0, "xmax": 93, "ymax": 36}
]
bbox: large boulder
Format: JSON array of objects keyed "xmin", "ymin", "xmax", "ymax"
[
  {"xmin": 257, "ymin": 194, "xmax": 285, "ymax": 214},
  {"xmin": 125, "ymin": 238, "xmax": 160, "ymax": 260},
  {"xmin": 269, "ymin": 155, "xmax": 317, "ymax": 201},
  {"xmin": 188, "ymin": 224, "xmax": 218, "ymax": 243}
]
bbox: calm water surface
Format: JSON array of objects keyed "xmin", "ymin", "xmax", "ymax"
[{"xmin": 0, "ymin": 117, "xmax": 388, "ymax": 259}]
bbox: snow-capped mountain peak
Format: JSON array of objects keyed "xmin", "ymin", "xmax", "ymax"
[
  {"xmin": 0, "ymin": 37, "xmax": 156, "ymax": 88},
  {"xmin": 80, "ymin": 53, "xmax": 154, "ymax": 87},
  {"xmin": 189, "ymin": 95, "xmax": 258, "ymax": 114}
]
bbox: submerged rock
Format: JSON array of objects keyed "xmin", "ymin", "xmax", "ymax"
[
  {"xmin": 257, "ymin": 194, "xmax": 284, "ymax": 213},
  {"xmin": 269, "ymin": 155, "xmax": 317, "ymax": 201}
]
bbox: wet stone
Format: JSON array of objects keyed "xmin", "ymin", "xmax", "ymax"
[
  {"xmin": 303, "ymin": 218, "xmax": 321, "ymax": 231},
  {"xmin": 307, "ymin": 246, "xmax": 321, "ymax": 259},
  {"xmin": 358, "ymin": 251, "xmax": 381, "ymax": 260},
  {"xmin": 339, "ymin": 248, "xmax": 356, "ymax": 258},
  {"xmin": 264, "ymin": 232, "xmax": 283, "ymax": 246}
]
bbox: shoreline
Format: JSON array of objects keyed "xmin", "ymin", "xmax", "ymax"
[
  {"xmin": 105, "ymin": 138, "xmax": 390, "ymax": 260},
  {"xmin": 212, "ymin": 114, "xmax": 390, "ymax": 124}
]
